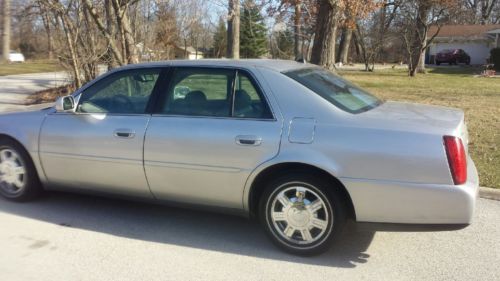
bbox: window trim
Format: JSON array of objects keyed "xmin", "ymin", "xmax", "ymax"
[{"xmin": 152, "ymin": 66, "xmax": 276, "ymax": 121}]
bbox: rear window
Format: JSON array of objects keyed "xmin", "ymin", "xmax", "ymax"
[{"xmin": 284, "ymin": 68, "xmax": 382, "ymax": 114}]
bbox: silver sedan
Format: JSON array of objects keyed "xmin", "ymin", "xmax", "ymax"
[{"xmin": 0, "ymin": 60, "xmax": 479, "ymax": 255}]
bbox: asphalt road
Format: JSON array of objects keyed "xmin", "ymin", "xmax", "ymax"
[{"xmin": 0, "ymin": 192, "xmax": 498, "ymax": 281}]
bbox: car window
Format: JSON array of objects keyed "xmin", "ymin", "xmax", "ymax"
[
  {"xmin": 162, "ymin": 68, "xmax": 233, "ymax": 117},
  {"xmin": 161, "ymin": 68, "xmax": 273, "ymax": 119},
  {"xmin": 77, "ymin": 69, "xmax": 160, "ymax": 114},
  {"xmin": 284, "ymin": 68, "xmax": 382, "ymax": 114},
  {"xmin": 234, "ymin": 72, "xmax": 273, "ymax": 119}
]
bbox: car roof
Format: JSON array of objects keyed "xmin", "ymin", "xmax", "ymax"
[{"xmin": 118, "ymin": 59, "xmax": 312, "ymax": 73}]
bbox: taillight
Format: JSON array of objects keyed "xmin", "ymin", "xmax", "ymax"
[{"xmin": 443, "ymin": 136, "xmax": 467, "ymax": 185}]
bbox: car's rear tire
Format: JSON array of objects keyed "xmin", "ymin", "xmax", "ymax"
[
  {"xmin": 436, "ymin": 61, "xmax": 441, "ymax": 66},
  {"xmin": 0, "ymin": 138, "xmax": 42, "ymax": 202},
  {"xmin": 259, "ymin": 173, "xmax": 346, "ymax": 256}
]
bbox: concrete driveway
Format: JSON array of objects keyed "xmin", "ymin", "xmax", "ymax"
[
  {"xmin": 0, "ymin": 192, "xmax": 498, "ymax": 281},
  {"xmin": 0, "ymin": 72, "xmax": 69, "ymax": 104}
]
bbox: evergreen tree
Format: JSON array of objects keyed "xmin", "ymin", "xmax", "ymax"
[
  {"xmin": 240, "ymin": 0, "xmax": 268, "ymax": 58},
  {"xmin": 213, "ymin": 17, "xmax": 227, "ymax": 58}
]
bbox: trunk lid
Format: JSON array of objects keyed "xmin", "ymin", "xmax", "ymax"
[{"xmin": 357, "ymin": 101, "xmax": 468, "ymax": 148}]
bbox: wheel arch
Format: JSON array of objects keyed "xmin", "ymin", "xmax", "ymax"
[
  {"xmin": 0, "ymin": 133, "xmax": 45, "ymax": 186},
  {"xmin": 247, "ymin": 162, "xmax": 356, "ymax": 220}
]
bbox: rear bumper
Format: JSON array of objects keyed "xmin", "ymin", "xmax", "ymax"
[{"xmin": 342, "ymin": 157, "xmax": 479, "ymax": 224}]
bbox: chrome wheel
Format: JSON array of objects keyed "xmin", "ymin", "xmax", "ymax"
[
  {"xmin": 0, "ymin": 148, "xmax": 26, "ymax": 195},
  {"xmin": 268, "ymin": 184, "xmax": 332, "ymax": 245}
]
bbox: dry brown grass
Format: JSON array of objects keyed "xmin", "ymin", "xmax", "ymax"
[{"xmin": 0, "ymin": 60, "xmax": 63, "ymax": 76}]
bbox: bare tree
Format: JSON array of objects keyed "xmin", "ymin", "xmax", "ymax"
[
  {"xmin": 355, "ymin": 0, "xmax": 402, "ymax": 71},
  {"xmin": 398, "ymin": 0, "xmax": 458, "ymax": 76},
  {"xmin": 37, "ymin": 1, "xmax": 53, "ymax": 60},
  {"xmin": 110, "ymin": 0, "xmax": 138, "ymax": 63},
  {"xmin": 462, "ymin": 0, "xmax": 499, "ymax": 24}
]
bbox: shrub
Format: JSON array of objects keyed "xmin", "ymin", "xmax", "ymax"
[{"xmin": 491, "ymin": 48, "xmax": 500, "ymax": 71}]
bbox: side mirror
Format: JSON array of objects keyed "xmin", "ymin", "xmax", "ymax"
[{"xmin": 55, "ymin": 96, "xmax": 75, "ymax": 112}]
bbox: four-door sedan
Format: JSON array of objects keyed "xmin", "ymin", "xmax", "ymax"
[{"xmin": 0, "ymin": 60, "xmax": 478, "ymax": 255}]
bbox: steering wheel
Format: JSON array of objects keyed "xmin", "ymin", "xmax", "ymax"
[{"xmin": 111, "ymin": 94, "xmax": 135, "ymax": 113}]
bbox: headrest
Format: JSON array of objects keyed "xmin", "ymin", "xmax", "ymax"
[
  {"xmin": 185, "ymin": 91, "xmax": 207, "ymax": 104},
  {"xmin": 234, "ymin": 89, "xmax": 251, "ymax": 108}
]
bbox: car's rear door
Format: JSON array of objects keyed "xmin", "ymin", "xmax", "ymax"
[
  {"xmin": 144, "ymin": 67, "xmax": 282, "ymax": 209},
  {"xmin": 39, "ymin": 68, "xmax": 164, "ymax": 197}
]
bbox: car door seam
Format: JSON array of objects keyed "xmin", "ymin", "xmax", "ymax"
[{"xmin": 142, "ymin": 115, "xmax": 157, "ymax": 199}]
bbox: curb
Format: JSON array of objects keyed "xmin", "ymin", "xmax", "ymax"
[{"xmin": 479, "ymin": 187, "xmax": 500, "ymax": 201}]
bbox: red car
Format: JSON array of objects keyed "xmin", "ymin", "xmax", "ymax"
[{"xmin": 435, "ymin": 49, "xmax": 471, "ymax": 65}]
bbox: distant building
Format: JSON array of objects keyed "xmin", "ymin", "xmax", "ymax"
[
  {"xmin": 174, "ymin": 46, "xmax": 204, "ymax": 60},
  {"xmin": 427, "ymin": 24, "xmax": 500, "ymax": 65}
]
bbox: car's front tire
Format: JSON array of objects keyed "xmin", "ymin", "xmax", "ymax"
[
  {"xmin": 259, "ymin": 174, "xmax": 346, "ymax": 256},
  {"xmin": 0, "ymin": 138, "xmax": 42, "ymax": 201}
]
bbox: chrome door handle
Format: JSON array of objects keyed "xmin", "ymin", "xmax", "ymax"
[
  {"xmin": 235, "ymin": 135, "xmax": 262, "ymax": 146},
  {"xmin": 114, "ymin": 129, "xmax": 136, "ymax": 139}
]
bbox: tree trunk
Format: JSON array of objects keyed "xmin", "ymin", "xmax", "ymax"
[
  {"xmin": 111, "ymin": 0, "xmax": 139, "ymax": 64},
  {"xmin": 39, "ymin": 3, "xmax": 53, "ymax": 60},
  {"xmin": 417, "ymin": 51, "xmax": 426, "ymax": 73},
  {"xmin": 105, "ymin": 0, "xmax": 118, "ymax": 70},
  {"xmin": 353, "ymin": 27, "xmax": 370, "ymax": 71},
  {"xmin": 310, "ymin": 0, "xmax": 338, "ymax": 70},
  {"xmin": 338, "ymin": 28, "xmax": 352, "ymax": 64},
  {"xmin": 294, "ymin": 0, "xmax": 301, "ymax": 60},
  {"xmin": 82, "ymin": 0, "xmax": 124, "ymax": 65},
  {"xmin": 227, "ymin": 0, "xmax": 240, "ymax": 59},
  {"xmin": 59, "ymin": 15, "xmax": 82, "ymax": 88},
  {"xmin": 408, "ymin": 1, "xmax": 431, "ymax": 77},
  {"xmin": 1, "ymin": 0, "xmax": 10, "ymax": 63}
]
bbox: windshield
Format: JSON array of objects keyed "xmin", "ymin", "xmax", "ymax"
[{"xmin": 284, "ymin": 68, "xmax": 382, "ymax": 114}]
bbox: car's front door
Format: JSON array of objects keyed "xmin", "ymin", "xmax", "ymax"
[
  {"xmin": 144, "ymin": 67, "xmax": 282, "ymax": 209},
  {"xmin": 39, "ymin": 68, "xmax": 163, "ymax": 197}
]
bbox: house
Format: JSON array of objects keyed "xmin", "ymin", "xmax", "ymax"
[
  {"xmin": 427, "ymin": 24, "xmax": 500, "ymax": 65},
  {"xmin": 174, "ymin": 46, "xmax": 204, "ymax": 60}
]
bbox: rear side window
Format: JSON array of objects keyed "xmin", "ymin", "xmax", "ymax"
[
  {"xmin": 284, "ymin": 68, "xmax": 382, "ymax": 114},
  {"xmin": 162, "ymin": 68, "xmax": 233, "ymax": 117},
  {"xmin": 161, "ymin": 68, "xmax": 273, "ymax": 119},
  {"xmin": 233, "ymin": 72, "xmax": 273, "ymax": 119}
]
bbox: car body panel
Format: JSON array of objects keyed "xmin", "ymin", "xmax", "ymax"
[
  {"xmin": 39, "ymin": 113, "xmax": 153, "ymax": 198},
  {"xmin": 342, "ymin": 156, "xmax": 479, "ymax": 223},
  {"xmin": 144, "ymin": 116, "xmax": 282, "ymax": 208},
  {"xmin": 0, "ymin": 60, "xmax": 479, "ymax": 225}
]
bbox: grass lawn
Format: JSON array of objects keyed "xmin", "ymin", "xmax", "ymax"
[
  {"xmin": 0, "ymin": 60, "xmax": 63, "ymax": 76},
  {"xmin": 339, "ymin": 66, "xmax": 500, "ymax": 189}
]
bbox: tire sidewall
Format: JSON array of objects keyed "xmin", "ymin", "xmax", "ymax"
[{"xmin": 0, "ymin": 139, "xmax": 40, "ymax": 201}]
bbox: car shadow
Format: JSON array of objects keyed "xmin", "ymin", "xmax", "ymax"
[{"xmin": 0, "ymin": 191, "xmax": 376, "ymax": 268}]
